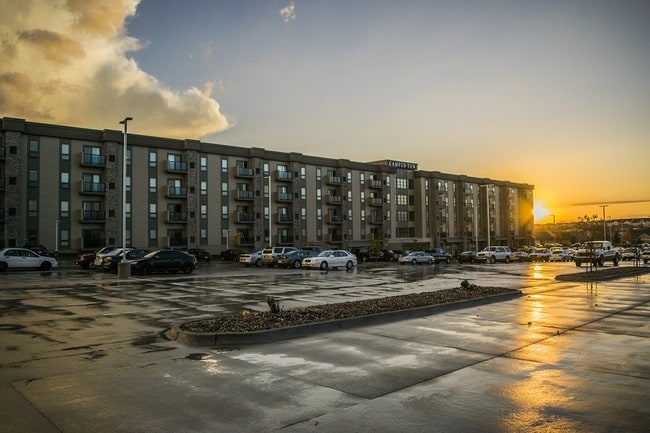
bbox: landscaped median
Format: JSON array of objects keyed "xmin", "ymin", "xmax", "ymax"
[
  {"xmin": 556, "ymin": 265, "xmax": 650, "ymax": 282},
  {"xmin": 165, "ymin": 285, "xmax": 522, "ymax": 347}
]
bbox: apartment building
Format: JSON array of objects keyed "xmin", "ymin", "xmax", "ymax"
[{"xmin": 0, "ymin": 117, "xmax": 534, "ymax": 256}]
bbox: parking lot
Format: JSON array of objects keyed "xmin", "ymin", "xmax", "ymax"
[{"xmin": 2, "ymin": 260, "xmax": 649, "ymax": 432}]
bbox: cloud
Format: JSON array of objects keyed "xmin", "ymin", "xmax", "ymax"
[
  {"xmin": 280, "ymin": 2, "xmax": 296, "ymax": 24},
  {"xmin": 0, "ymin": 0, "xmax": 229, "ymax": 138}
]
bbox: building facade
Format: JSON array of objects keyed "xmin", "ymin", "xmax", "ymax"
[{"xmin": 0, "ymin": 118, "xmax": 534, "ymax": 256}]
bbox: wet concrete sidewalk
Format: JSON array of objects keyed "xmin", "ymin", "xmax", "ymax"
[{"xmin": 3, "ymin": 274, "xmax": 649, "ymax": 432}]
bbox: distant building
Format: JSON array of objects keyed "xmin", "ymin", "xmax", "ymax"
[{"xmin": 0, "ymin": 117, "xmax": 534, "ymax": 255}]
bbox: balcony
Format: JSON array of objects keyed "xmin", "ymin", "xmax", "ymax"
[
  {"xmin": 80, "ymin": 181, "xmax": 106, "ymax": 195},
  {"xmin": 80, "ymin": 209, "xmax": 106, "ymax": 223},
  {"xmin": 166, "ymin": 211, "xmax": 188, "ymax": 223},
  {"xmin": 275, "ymin": 171, "xmax": 293, "ymax": 182},
  {"xmin": 277, "ymin": 213, "xmax": 293, "ymax": 224},
  {"xmin": 325, "ymin": 214, "xmax": 342, "ymax": 224},
  {"xmin": 369, "ymin": 215, "xmax": 384, "ymax": 225},
  {"xmin": 367, "ymin": 179, "xmax": 382, "ymax": 189},
  {"xmin": 328, "ymin": 233, "xmax": 343, "ymax": 243},
  {"xmin": 236, "ymin": 213, "xmax": 255, "ymax": 223},
  {"xmin": 325, "ymin": 174, "xmax": 343, "ymax": 185},
  {"xmin": 166, "ymin": 160, "xmax": 188, "ymax": 173},
  {"xmin": 239, "ymin": 236, "xmax": 255, "ymax": 246},
  {"xmin": 81, "ymin": 153, "xmax": 106, "ymax": 167},
  {"xmin": 326, "ymin": 194, "xmax": 343, "ymax": 205},
  {"xmin": 278, "ymin": 235, "xmax": 293, "ymax": 244},
  {"xmin": 368, "ymin": 197, "xmax": 383, "ymax": 207},
  {"xmin": 235, "ymin": 167, "xmax": 254, "ymax": 178},
  {"xmin": 166, "ymin": 186, "xmax": 187, "ymax": 198},
  {"xmin": 276, "ymin": 192, "xmax": 293, "ymax": 202},
  {"xmin": 234, "ymin": 189, "xmax": 254, "ymax": 201}
]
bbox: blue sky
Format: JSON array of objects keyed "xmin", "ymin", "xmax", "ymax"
[{"xmin": 1, "ymin": 0, "xmax": 649, "ymax": 220}]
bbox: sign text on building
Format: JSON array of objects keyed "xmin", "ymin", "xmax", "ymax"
[{"xmin": 387, "ymin": 160, "xmax": 418, "ymax": 170}]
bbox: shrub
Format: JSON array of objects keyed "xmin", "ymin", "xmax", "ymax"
[{"xmin": 266, "ymin": 296, "xmax": 282, "ymax": 314}]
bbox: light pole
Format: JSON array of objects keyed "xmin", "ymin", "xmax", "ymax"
[
  {"xmin": 550, "ymin": 214, "xmax": 556, "ymax": 243},
  {"xmin": 599, "ymin": 204, "xmax": 609, "ymax": 240},
  {"xmin": 473, "ymin": 199, "xmax": 478, "ymax": 252},
  {"xmin": 118, "ymin": 117, "xmax": 132, "ymax": 278},
  {"xmin": 265, "ymin": 173, "xmax": 272, "ymax": 246}
]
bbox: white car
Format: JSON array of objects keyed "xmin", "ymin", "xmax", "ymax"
[
  {"xmin": 239, "ymin": 251, "xmax": 263, "ymax": 267},
  {"xmin": 0, "ymin": 248, "xmax": 59, "ymax": 271},
  {"xmin": 301, "ymin": 250, "xmax": 357, "ymax": 270},
  {"xmin": 475, "ymin": 246, "xmax": 512, "ymax": 263}
]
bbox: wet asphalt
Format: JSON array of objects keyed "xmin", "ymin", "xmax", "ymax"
[{"xmin": 1, "ymin": 260, "xmax": 648, "ymax": 432}]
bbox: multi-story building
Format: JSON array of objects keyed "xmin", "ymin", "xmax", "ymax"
[{"xmin": 0, "ymin": 117, "xmax": 534, "ymax": 256}]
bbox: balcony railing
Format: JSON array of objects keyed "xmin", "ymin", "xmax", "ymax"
[
  {"xmin": 81, "ymin": 153, "xmax": 106, "ymax": 166},
  {"xmin": 166, "ymin": 161, "xmax": 188, "ymax": 173},
  {"xmin": 325, "ymin": 175, "xmax": 342, "ymax": 185},
  {"xmin": 369, "ymin": 197, "xmax": 383, "ymax": 206},
  {"xmin": 368, "ymin": 179, "xmax": 382, "ymax": 189},
  {"xmin": 81, "ymin": 210, "xmax": 106, "ymax": 222},
  {"xmin": 370, "ymin": 215, "xmax": 384, "ymax": 224},
  {"xmin": 235, "ymin": 167, "xmax": 254, "ymax": 178},
  {"xmin": 235, "ymin": 189, "xmax": 254, "ymax": 200},
  {"xmin": 326, "ymin": 214, "xmax": 341, "ymax": 224},
  {"xmin": 275, "ymin": 171, "xmax": 293, "ymax": 182},
  {"xmin": 277, "ymin": 213, "xmax": 293, "ymax": 223},
  {"xmin": 277, "ymin": 192, "xmax": 293, "ymax": 202},
  {"xmin": 278, "ymin": 235, "xmax": 293, "ymax": 244},
  {"xmin": 239, "ymin": 236, "xmax": 255, "ymax": 246},
  {"xmin": 81, "ymin": 182, "xmax": 106, "ymax": 194},
  {"xmin": 167, "ymin": 186, "xmax": 187, "ymax": 197},
  {"xmin": 236, "ymin": 213, "xmax": 255, "ymax": 223},
  {"xmin": 167, "ymin": 211, "xmax": 188, "ymax": 223},
  {"xmin": 326, "ymin": 195, "xmax": 343, "ymax": 205}
]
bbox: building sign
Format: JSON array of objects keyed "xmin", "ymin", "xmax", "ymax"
[{"xmin": 387, "ymin": 160, "xmax": 418, "ymax": 170}]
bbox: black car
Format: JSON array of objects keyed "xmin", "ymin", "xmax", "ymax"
[
  {"xmin": 130, "ymin": 250, "xmax": 197, "ymax": 275},
  {"xmin": 458, "ymin": 251, "xmax": 477, "ymax": 263},
  {"xmin": 102, "ymin": 249, "xmax": 148, "ymax": 272},
  {"xmin": 220, "ymin": 249, "xmax": 244, "ymax": 261},
  {"xmin": 184, "ymin": 248, "xmax": 212, "ymax": 262},
  {"xmin": 23, "ymin": 244, "xmax": 50, "ymax": 256},
  {"xmin": 276, "ymin": 249, "xmax": 317, "ymax": 268}
]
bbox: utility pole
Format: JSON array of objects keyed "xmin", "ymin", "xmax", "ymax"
[{"xmin": 599, "ymin": 204, "xmax": 609, "ymax": 240}]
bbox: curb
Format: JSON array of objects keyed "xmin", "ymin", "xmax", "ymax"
[
  {"xmin": 165, "ymin": 290, "xmax": 522, "ymax": 347},
  {"xmin": 555, "ymin": 266, "xmax": 650, "ymax": 282}
]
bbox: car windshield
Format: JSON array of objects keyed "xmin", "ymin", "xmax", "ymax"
[
  {"xmin": 583, "ymin": 242, "xmax": 603, "ymax": 248},
  {"xmin": 317, "ymin": 251, "xmax": 334, "ymax": 257}
]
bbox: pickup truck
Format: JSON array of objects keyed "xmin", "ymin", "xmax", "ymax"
[{"xmin": 574, "ymin": 241, "xmax": 619, "ymax": 267}]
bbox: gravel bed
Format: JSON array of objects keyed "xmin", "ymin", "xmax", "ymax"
[
  {"xmin": 181, "ymin": 286, "xmax": 516, "ymax": 334},
  {"xmin": 556, "ymin": 265, "xmax": 650, "ymax": 282}
]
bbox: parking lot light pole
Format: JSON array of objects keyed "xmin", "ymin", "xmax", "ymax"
[
  {"xmin": 118, "ymin": 117, "xmax": 133, "ymax": 279},
  {"xmin": 480, "ymin": 184, "xmax": 493, "ymax": 250},
  {"xmin": 599, "ymin": 204, "xmax": 609, "ymax": 240}
]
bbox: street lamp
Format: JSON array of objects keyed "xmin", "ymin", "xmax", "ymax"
[
  {"xmin": 118, "ymin": 117, "xmax": 132, "ymax": 279},
  {"xmin": 599, "ymin": 204, "xmax": 609, "ymax": 240},
  {"xmin": 265, "ymin": 172, "xmax": 272, "ymax": 246}
]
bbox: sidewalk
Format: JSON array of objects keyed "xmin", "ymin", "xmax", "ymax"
[{"xmin": 4, "ymin": 274, "xmax": 650, "ymax": 432}]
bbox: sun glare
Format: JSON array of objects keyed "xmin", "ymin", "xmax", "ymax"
[{"xmin": 533, "ymin": 201, "xmax": 550, "ymax": 222}]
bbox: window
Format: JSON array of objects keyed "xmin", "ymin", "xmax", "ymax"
[
  {"xmin": 201, "ymin": 181, "xmax": 207, "ymax": 195},
  {"xmin": 301, "ymin": 208, "xmax": 306, "ymax": 220},
  {"xmin": 397, "ymin": 194, "xmax": 408, "ymax": 205},
  {"xmin": 149, "ymin": 151, "xmax": 157, "ymax": 167},
  {"xmin": 348, "ymin": 209, "xmax": 352, "ymax": 220},
  {"xmin": 126, "ymin": 149, "xmax": 132, "ymax": 165},
  {"xmin": 221, "ymin": 182, "xmax": 228, "ymax": 196},
  {"xmin": 360, "ymin": 191, "xmax": 365, "ymax": 203},
  {"xmin": 201, "ymin": 205, "xmax": 207, "ymax": 219},
  {"xmin": 200, "ymin": 229, "xmax": 207, "ymax": 240},
  {"xmin": 347, "ymin": 172, "xmax": 352, "ymax": 183},
  {"xmin": 61, "ymin": 143, "xmax": 70, "ymax": 160},
  {"xmin": 316, "ymin": 188, "xmax": 322, "ymax": 201},
  {"xmin": 60, "ymin": 172, "xmax": 70, "ymax": 189},
  {"xmin": 149, "ymin": 177, "xmax": 156, "ymax": 192},
  {"xmin": 221, "ymin": 158, "xmax": 228, "ymax": 173},
  {"xmin": 28, "ymin": 170, "xmax": 38, "ymax": 187},
  {"xmin": 200, "ymin": 156, "xmax": 207, "ymax": 171},
  {"xmin": 221, "ymin": 205, "xmax": 228, "ymax": 219},
  {"xmin": 300, "ymin": 167, "xmax": 306, "ymax": 179},
  {"xmin": 301, "ymin": 187, "xmax": 306, "ymax": 199},
  {"xmin": 60, "ymin": 230, "xmax": 69, "ymax": 247},
  {"xmin": 316, "ymin": 168, "xmax": 321, "ymax": 181},
  {"xmin": 361, "ymin": 209, "xmax": 365, "ymax": 221},
  {"xmin": 397, "ymin": 211, "xmax": 408, "ymax": 222},
  {"xmin": 125, "ymin": 203, "xmax": 131, "ymax": 218},
  {"xmin": 60, "ymin": 201, "xmax": 69, "ymax": 217},
  {"xmin": 149, "ymin": 204, "xmax": 157, "ymax": 218},
  {"xmin": 360, "ymin": 173, "xmax": 365, "ymax": 184},
  {"xmin": 316, "ymin": 209, "xmax": 322, "ymax": 221},
  {"xmin": 397, "ymin": 178, "xmax": 408, "ymax": 189},
  {"xmin": 149, "ymin": 229, "xmax": 157, "ymax": 240},
  {"xmin": 126, "ymin": 176, "xmax": 131, "ymax": 192},
  {"xmin": 29, "ymin": 140, "xmax": 39, "ymax": 157},
  {"xmin": 28, "ymin": 200, "xmax": 38, "ymax": 217}
]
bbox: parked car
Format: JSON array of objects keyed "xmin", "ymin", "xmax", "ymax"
[
  {"xmin": 548, "ymin": 248, "xmax": 571, "ymax": 262},
  {"xmin": 130, "ymin": 250, "xmax": 197, "ymax": 275},
  {"xmin": 239, "ymin": 251, "xmax": 263, "ymax": 267},
  {"xmin": 511, "ymin": 251, "xmax": 530, "ymax": 262},
  {"xmin": 458, "ymin": 251, "xmax": 477, "ymax": 263},
  {"xmin": 220, "ymin": 249, "xmax": 244, "ymax": 261},
  {"xmin": 22, "ymin": 244, "xmax": 50, "ymax": 256},
  {"xmin": 0, "ymin": 248, "xmax": 59, "ymax": 271},
  {"xmin": 76, "ymin": 246, "xmax": 115, "ymax": 270},
  {"xmin": 93, "ymin": 247, "xmax": 121, "ymax": 268},
  {"xmin": 262, "ymin": 246, "xmax": 297, "ymax": 267},
  {"xmin": 641, "ymin": 249, "xmax": 650, "ymax": 264},
  {"xmin": 529, "ymin": 248, "xmax": 552, "ymax": 262},
  {"xmin": 101, "ymin": 248, "xmax": 148, "ymax": 272},
  {"xmin": 621, "ymin": 248, "xmax": 640, "ymax": 261},
  {"xmin": 427, "ymin": 248, "xmax": 452, "ymax": 264},
  {"xmin": 183, "ymin": 248, "xmax": 212, "ymax": 262},
  {"xmin": 277, "ymin": 249, "xmax": 317, "ymax": 268},
  {"xmin": 399, "ymin": 251, "xmax": 434, "ymax": 265},
  {"xmin": 475, "ymin": 246, "xmax": 512, "ymax": 263},
  {"xmin": 301, "ymin": 250, "xmax": 357, "ymax": 270}
]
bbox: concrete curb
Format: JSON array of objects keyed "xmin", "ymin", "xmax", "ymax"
[
  {"xmin": 555, "ymin": 266, "xmax": 650, "ymax": 282},
  {"xmin": 166, "ymin": 290, "xmax": 522, "ymax": 347}
]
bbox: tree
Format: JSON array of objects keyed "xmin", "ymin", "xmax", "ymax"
[{"xmin": 576, "ymin": 214, "xmax": 600, "ymax": 271}]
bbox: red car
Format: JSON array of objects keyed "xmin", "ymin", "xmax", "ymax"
[{"xmin": 76, "ymin": 246, "xmax": 115, "ymax": 270}]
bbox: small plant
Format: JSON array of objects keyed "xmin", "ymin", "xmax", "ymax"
[
  {"xmin": 460, "ymin": 279, "xmax": 478, "ymax": 291},
  {"xmin": 241, "ymin": 310, "xmax": 250, "ymax": 319},
  {"xmin": 266, "ymin": 296, "xmax": 282, "ymax": 314}
]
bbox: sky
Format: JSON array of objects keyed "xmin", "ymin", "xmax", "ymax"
[{"xmin": 1, "ymin": 0, "xmax": 649, "ymax": 223}]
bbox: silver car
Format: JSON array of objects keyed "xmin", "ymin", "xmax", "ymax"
[
  {"xmin": 0, "ymin": 248, "xmax": 59, "ymax": 271},
  {"xmin": 398, "ymin": 251, "xmax": 434, "ymax": 265}
]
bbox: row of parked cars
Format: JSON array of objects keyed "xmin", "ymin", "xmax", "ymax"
[
  {"xmin": 238, "ymin": 247, "xmax": 359, "ymax": 270},
  {"xmin": 75, "ymin": 246, "xmax": 200, "ymax": 274}
]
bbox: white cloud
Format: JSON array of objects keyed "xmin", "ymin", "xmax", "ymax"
[
  {"xmin": 280, "ymin": 2, "xmax": 296, "ymax": 24},
  {"xmin": 0, "ymin": 0, "xmax": 229, "ymax": 138}
]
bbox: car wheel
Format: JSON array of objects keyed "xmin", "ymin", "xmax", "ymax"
[
  {"xmin": 255, "ymin": 259, "xmax": 262, "ymax": 267},
  {"xmin": 490, "ymin": 256, "xmax": 496, "ymax": 264},
  {"xmin": 597, "ymin": 256, "xmax": 604, "ymax": 267},
  {"xmin": 427, "ymin": 259, "xmax": 433, "ymax": 265},
  {"xmin": 89, "ymin": 262, "xmax": 96, "ymax": 270},
  {"xmin": 0, "ymin": 262, "xmax": 8, "ymax": 272},
  {"xmin": 346, "ymin": 261, "xmax": 354, "ymax": 270},
  {"xmin": 446, "ymin": 258, "xmax": 451, "ymax": 264},
  {"xmin": 412, "ymin": 259, "xmax": 417, "ymax": 265},
  {"xmin": 575, "ymin": 261, "xmax": 581, "ymax": 267},
  {"xmin": 320, "ymin": 261, "xmax": 329, "ymax": 271},
  {"xmin": 293, "ymin": 260, "xmax": 301, "ymax": 269},
  {"xmin": 40, "ymin": 261, "xmax": 52, "ymax": 271},
  {"xmin": 505, "ymin": 256, "xmax": 510, "ymax": 264},
  {"xmin": 141, "ymin": 264, "xmax": 152, "ymax": 275},
  {"xmin": 182, "ymin": 263, "xmax": 194, "ymax": 274}
]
